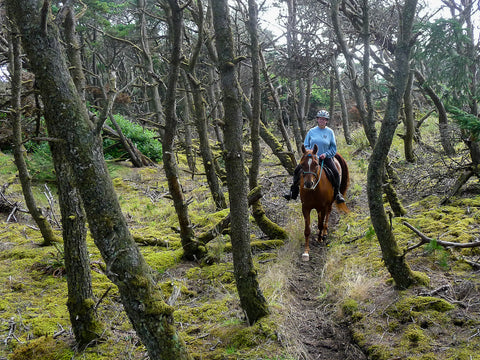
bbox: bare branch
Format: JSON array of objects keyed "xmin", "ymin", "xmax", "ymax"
[{"xmin": 403, "ymin": 221, "xmax": 480, "ymax": 253}]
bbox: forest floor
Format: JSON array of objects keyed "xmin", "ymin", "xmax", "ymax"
[{"xmin": 1, "ymin": 120, "xmax": 480, "ymax": 359}]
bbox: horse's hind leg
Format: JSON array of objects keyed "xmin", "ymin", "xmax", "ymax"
[{"xmin": 302, "ymin": 208, "xmax": 311, "ymax": 261}]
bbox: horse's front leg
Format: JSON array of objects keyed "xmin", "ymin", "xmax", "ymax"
[{"xmin": 302, "ymin": 208, "xmax": 311, "ymax": 261}]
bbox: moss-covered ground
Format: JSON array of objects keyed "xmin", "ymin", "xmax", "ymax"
[{"xmin": 1, "ymin": 115, "xmax": 480, "ymax": 359}]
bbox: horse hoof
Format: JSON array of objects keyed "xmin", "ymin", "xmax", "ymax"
[{"xmin": 302, "ymin": 253, "xmax": 310, "ymax": 261}]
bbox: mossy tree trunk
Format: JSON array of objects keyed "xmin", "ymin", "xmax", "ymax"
[
  {"xmin": 403, "ymin": 70, "xmax": 415, "ymax": 162},
  {"xmin": 8, "ymin": 25, "xmax": 60, "ymax": 247},
  {"xmin": 54, "ymin": 153, "xmax": 104, "ymax": 347},
  {"xmin": 247, "ymin": 0, "xmax": 288, "ymax": 241},
  {"xmin": 211, "ymin": 0, "xmax": 269, "ymax": 325},
  {"xmin": 183, "ymin": 0, "xmax": 227, "ymax": 211},
  {"xmin": 366, "ymin": 0, "xmax": 418, "ymax": 290},
  {"xmin": 7, "ymin": 2, "xmax": 191, "ymax": 358},
  {"xmin": 186, "ymin": 73, "xmax": 228, "ymax": 210},
  {"xmin": 161, "ymin": 0, "xmax": 204, "ymax": 261},
  {"xmin": 57, "ymin": 8, "xmax": 105, "ymax": 346}
]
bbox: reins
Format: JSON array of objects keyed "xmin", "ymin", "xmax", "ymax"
[{"xmin": 311, "ymin": 159, "xmax": 324, "ymax": 190}]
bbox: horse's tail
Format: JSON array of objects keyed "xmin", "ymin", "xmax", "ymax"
[{"xmin": 335, "ymin": 153, "xmax": 350, "ymax": 213}]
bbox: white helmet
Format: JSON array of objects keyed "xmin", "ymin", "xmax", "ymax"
[{"xmin": 316, "ymin": 110, "xmax": 330, "ymax": 119}]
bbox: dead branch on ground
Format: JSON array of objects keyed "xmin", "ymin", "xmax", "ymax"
[{"xmin": 403, "ymin": 220, "xmax": 480, "ymax": 252}]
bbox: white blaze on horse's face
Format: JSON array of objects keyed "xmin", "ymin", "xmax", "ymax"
[{"xmin": 308, "ymin": 157, "xmax": 313, "ymax": 171}]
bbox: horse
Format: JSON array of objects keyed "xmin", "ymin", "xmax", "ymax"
[{"xmin": 299, "ymin": 144, "xmax": 349, "ymax": 261}]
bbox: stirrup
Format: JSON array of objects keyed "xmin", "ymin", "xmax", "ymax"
[{"xmin": 335, "ymin": 193, "xmax": 345, "ymax": 203}]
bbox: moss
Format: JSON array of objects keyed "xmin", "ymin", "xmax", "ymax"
[
  {"xmin": 10, "ymin": 336, "xmax": 73, "ymax": 360},
  {"xmin": 210, "ymin": 317, "xmax": 278, "ymax": 349},
  {"xmin": 111, "ymin": 177, "xmax": 131, "ymax": 189},
  {"xmin": 387, "ymin": 296, "xmax": 454, "ymax": 323},
  {"xmin": 254, "ymin": 252, "xmax": 277, "ymax": 262},
  {"xmin": 412, "ymin": 271, "xmax": 430, "ymax": 286},
  {"xmin": 341, "ymin": 298, "xmax": 359, "ymax": 317},
  {"xmin": 367, "ymin": 344, "xmax": 391, "ymax": 360},
  {"xmin": 186, "ymin": 263, "xmax": 235, "ymax": 285},
  {"xmin": 408, "ymin": 353, "xmax": 438, "ymax": 360},
  {"xmin": 159, "ymin": 280, "xmax": 197, "ymax": 299},
  {"xmin": 144, "ymin": 249, "xmax": 183, "ymax": 273},
  {"xmin": 251, "ymin": 240, "xmax": 285, "ymax": 251},
  {"xmin": 445, "ymin": 346, "xmax": 480, "ymax": 360},
  {"xmin": 0, "ymin": 247, "xmax": 40, "ymax": 260},
  {"xmin": 174, "ymin": 299, "xmax": 232, "ymax": 324},
  {"xmin": 403, "ymin": 324, "xmax": 427, "ymax": 344}
]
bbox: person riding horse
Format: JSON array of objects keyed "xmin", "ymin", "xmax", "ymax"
[{"xmin": 284, "ymin": 110, "xmax": 345, "ymax": 204}]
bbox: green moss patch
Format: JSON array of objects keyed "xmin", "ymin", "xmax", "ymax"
[
  {"xmin": 387, "ymin": 296, "xmax": 454, "ymax": 323},
  {"xmin": 9, "ymin": 336, "xmax": 73, "ymax": 360}
]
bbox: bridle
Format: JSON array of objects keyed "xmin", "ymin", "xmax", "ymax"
[{"xmin": 302, "ymin": 153, "xmax": 324, "ymax": 190}]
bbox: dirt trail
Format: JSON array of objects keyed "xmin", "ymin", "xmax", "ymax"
[{"xmin": 284, "ymin": 215, "xmax": 367, "ymax": 360}]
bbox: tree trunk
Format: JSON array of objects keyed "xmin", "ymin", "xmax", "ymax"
[
  {"xmin": 57, "ymin": 9, "xmax": 105, "ymax": 345},
  {"xmin": 332, "ymin": 53, "xmax": 351, "ymax": 144},
  {"xmin": 260, "ymin": 51, "xmax": 295, "ymax": 157},
  {"xmin": 137, "ymin": 0, "xmax": 165, "ymax": 140},
  {"xmin": 54, "ymin": 154, "xmax": 104, "ymax": 348},
  {"xmin": 247, "ymin": 0, "xmax": 288, "ymax": 241},
  {"xmin": 286, "ymin": 0, "xmax": 303, "ymax": 153},
  {"xmin": 403, "ymin": 70, "xmax": 415, "ymax": 162},
  {"xmin": 180, "ymin": 75, "xmax": 197, "ymax": 175},
  {"xmin": 211, "ymin": 0, "xmax": 269, "ymax": 325},
  {"xmin": 247, "ymin": 0, "xmax": 261, "ymax": 188},
  {"xmin": 366, "ymin": 0, "xmax": 419, "ymax": 290},
  {"xmin": 8, "ymin": 26, "xmax": 60, "ymax": 247},
  {"xmin": 414, "ymin": 69, "xmax": 455, "ymax": 155},
  {"xmin": 331, "ymin": 0, "xmax": 376, "ymax": 148},
  {"xmin": 361, "ymin": 0, "xmax": 376, "ymax": 145},
  {"xmin": 7, "ymin": 2, "xmax": 191, "ymax": 358},
  {"xmin": 186, "ymin": 73, "xmax": 228, "ymax": 210},
  {"xmin": 162, "ymin": 0, "xmax": 203, "ymax": 261},
  {"xmin": 182, "ymin": 1, "xmax": 227, "ymax": 210}
]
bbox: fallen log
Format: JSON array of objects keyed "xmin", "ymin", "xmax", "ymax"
[{"xmin": 197, "ymin": 186, "xmax": 263, "ymax": 245}]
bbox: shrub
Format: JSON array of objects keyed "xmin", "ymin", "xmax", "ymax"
[{"xmin": 104, "ymin": 115, "xmax": 163, "ymax": 162}]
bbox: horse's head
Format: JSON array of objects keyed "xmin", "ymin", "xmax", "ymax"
[{"xmin": 300, "ymin": 144, "xmax": 320, "ymax": 189}]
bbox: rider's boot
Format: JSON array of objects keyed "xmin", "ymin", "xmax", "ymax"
[
  {"xmin": 334, "ymin": 187, "xmax": 345, "ymax": 203},
  {"xmin": 283, "ymin": 184, "xmax": 299, "ymax": 201}
]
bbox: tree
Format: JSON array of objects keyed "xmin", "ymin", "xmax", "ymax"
[
  {"xmin": 184, "ymin": 0, "xmax": 228, "ymax": 210},
  {"xmin": 331, "ymin": 0, "xmax": 376, "ymax": 148},
  {"xmin": 6, "ymin": 1, "xmax": 191, "ymax": 358},
  {"xmin": 7, "ymin": 25, "xmax": 60, "ymax": 247},
  {"xmin": 161, "ymin": 0, "xmax": 204, "ymax": 261},
  {"xmin": 366, "ymin": 0, "xmax": 420, "ymax": 289},
  {"xmin": 211, "ymin": 0, "xmax": 269, "ymax": 325}
]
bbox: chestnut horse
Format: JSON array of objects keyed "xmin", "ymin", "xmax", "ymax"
[{"xmin": 299, "ymin": 144, "xmax": 349, "ymax": 261}]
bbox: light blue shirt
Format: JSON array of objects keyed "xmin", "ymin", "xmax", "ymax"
[{"xmin": 303, "ymin": 126, "xmax": 337, "ymax": 158}]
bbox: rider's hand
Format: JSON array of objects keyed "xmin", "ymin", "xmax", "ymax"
[{"xmin": 319, "ymin": 153, "xmax": 326, "ymax": 160}]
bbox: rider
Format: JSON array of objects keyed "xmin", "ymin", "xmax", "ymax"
[{"xmin": 283, "ymin": 109, "xmax": 345, "ymax": 203}]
